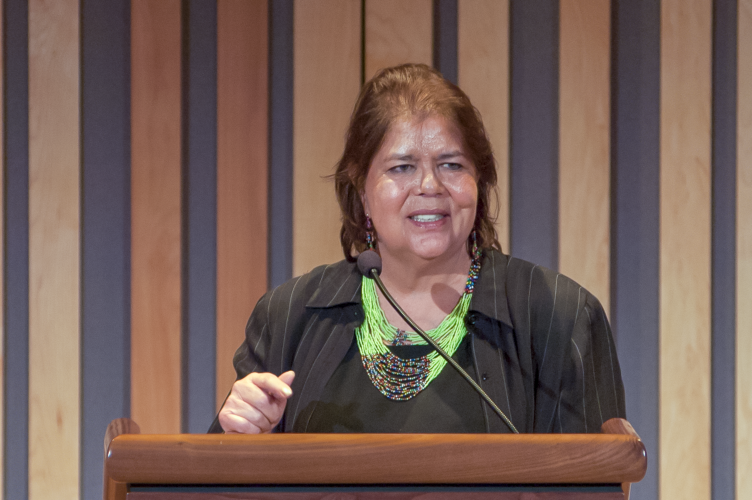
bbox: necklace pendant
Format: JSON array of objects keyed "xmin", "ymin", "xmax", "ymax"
[{"xmin": 391, "ymin": 329, "xmax": 409, "ymax": 346}]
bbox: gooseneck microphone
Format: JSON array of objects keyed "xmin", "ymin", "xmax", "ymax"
[{"xmin": 357, "ymin": 250, "xmax": 519, "ymax": 434}]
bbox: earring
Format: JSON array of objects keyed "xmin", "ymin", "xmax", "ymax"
[
  {"xmin": 365, "ymin": 215, "xmax": 375, "ymax": 249},
  {"xmin": 471, "ymin": 230, "xmax": 480, "ymax": 261}
]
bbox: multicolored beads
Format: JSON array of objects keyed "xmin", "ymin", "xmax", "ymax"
[{"xmin": 355, "ymin": 250, "xmax": 483, "ymax": 400}]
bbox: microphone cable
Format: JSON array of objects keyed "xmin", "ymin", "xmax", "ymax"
[{"xmin": 357, "ymin": 250, "xmax": 519, "ymax": 434}]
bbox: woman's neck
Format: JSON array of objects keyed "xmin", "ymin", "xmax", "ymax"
[
  {"xmin": 374, "ymin": 248, "xmax": 472, "ymax": 330},
  {"xmin": 378, "ymin": 248, "xmax": 471, "ymax": 294}
]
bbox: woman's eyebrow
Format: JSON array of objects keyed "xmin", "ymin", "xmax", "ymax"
[
  {"xmin": 385, "ymin": 153, "xmax": 417, "ymax": 162},
  {"xmin": 436, "ymin": 150, "xmax": 464, "ymax": 161}
]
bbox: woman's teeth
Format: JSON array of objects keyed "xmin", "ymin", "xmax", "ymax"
[{"xmin": 411, "ymin": 214, "xmax": 444, "ymax": 222}]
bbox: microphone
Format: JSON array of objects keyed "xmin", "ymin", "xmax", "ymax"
[{"xmin": 356, "ymin": 250, "xmax": 519, "ymax": 434}]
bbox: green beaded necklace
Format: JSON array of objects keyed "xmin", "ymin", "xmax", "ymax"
[{"xmin": 355, "ymin": 252, "xmax": 481, "ymax": 400}]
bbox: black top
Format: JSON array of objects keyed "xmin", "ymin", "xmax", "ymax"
[
  {"xmin": 295, "ymin": 336, "xmax": 487, "ymax": 433},
  {"xmin": 209, "ymin": 250, "xmax": 626, "ymax": 434}
]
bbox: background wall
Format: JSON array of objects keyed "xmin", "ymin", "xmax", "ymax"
[{"xmin": 1, "ymin": 0, "xmax": 749, "ymax": 499}]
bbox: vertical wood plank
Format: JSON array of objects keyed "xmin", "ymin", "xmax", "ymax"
[
  {"xmin": 457, "ymin": 0, "xmax": 510, "ymax": 252},
  {"xmin": 28, "ymin": 0, "xmax": 80, "ymax": 498},
  {"xmin": 131, "ymin": 0, "xmax": 182, "ymax": 434},
  {"xmin": 737, "ymin": 0, "xmax": 752, "ymax": 496},
  {"xmin": 558, "ymin": 0, "xmax": 610, "ymax": 312},
  {"xmin": 659, "ymin": 1, "xmax": 712, "ymax": 498},
  {"xmin": 216, "ymin": 0, "xmax": 268, "ymax": 408},
  {"xmin": 364, "ymin": 0, "xmax": 432, "ymax": 81},
  {"xmin": 293, "ymin": 0, "xmax": 361, "ymax": 276}
]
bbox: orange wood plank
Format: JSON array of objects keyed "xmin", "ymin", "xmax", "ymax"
[
  {"xmin": 558, "ymin": 0, "xmax": 611, "ymax": 312},
  {"xmin": 216, "ymin": 0, "xmax": 269, "ymax": 408},
  {"xmin": 131, "ymin": 0, "xmax": 182, "ymax": 434},
  {"xmin": 458, "ymin": 0, "xmax": 510, "ymax": 252},
  {"xmin": 737, "ymin": 1, "xmax": 752, "ymax": 496},
  {"xmin": 659, "ymin": 1, "xmax": 712, "ymax": 498},
  {"xmin": 364, "ymin": 0, "xmax": 432, "ymax": 81},
  {"xmin": 28, "ymin": 0, "xmax": 80, "ymax": 497},
  {"xmin": 293, "ymin": 0, "xmax": 361, "ymax": 276}
]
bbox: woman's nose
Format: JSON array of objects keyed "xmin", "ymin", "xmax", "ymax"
[{"xmin": 418, "ymin": 166, "xmax": 444, "ymax": 195}]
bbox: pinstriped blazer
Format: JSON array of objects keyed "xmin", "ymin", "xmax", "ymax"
[{"xmin": 209, "ymin": 250, "xmax": 625, "ymax": 434}]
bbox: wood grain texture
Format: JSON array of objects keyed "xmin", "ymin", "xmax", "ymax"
[
  {"xmin": 457, "ymin": 0, "xmax": 510, "ymax": 252},
  {"xmin": 293, "ymin": 0, "xmax": 361, "ymax": 276},
  {"xmin": 105, "ymin": 431, "xmax": 646, "ymax": 486},
  {"xmin": 131, "ymin": 0, "xmax": 182, "ymax": 434},
  {"xmin": 659, "ymin": 1, "xmax": 712, "ymax": 499},
  {"xmin": 738, "ymin": 1, "xmax": 752, "ymax": 497},
  {"xmin": 558, "ymin": 0, "xmax": 611, "ymax": 313},
  {"xmin": 28, "ymin": 0, "xmax": 80, "ymax": 498},
  {"xmin": 126, "ymin": 492, "xmax": 623, "ymax": 500},
  {"xmin": 216, "ymin": 0, "xmax": 269, "ymax": 409},
  {"xmin": 364, "ymin": 0, "xmax": 432, "ymax": 81}
]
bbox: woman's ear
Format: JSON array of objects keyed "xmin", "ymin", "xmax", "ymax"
[{"xmin": 361, "ymin": 192, "xmax": 369, "ymax": 216}]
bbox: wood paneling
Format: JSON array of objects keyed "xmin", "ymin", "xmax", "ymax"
[
  {"xmin": 738, "ymin": 1, "xmax": 752, "ymax": 496},
  {"xmin": 364, "ymin": 0, "xmax": 432, "ymax": 81},
  {"xmin": 659, "ymin": 1, "xmax": 712, "ymax": 499},
  {"xmin": 216, "ymin": 0, "xmax": 269, "ymax": 408},
  {"xmin": 457, "ymin": 0, "xmax": 510, "ymax": 252},
  {"xmin": 558, "ymin": 0, "xmax": 610, "ymax": 312},
  {"xmin": 293, "ymin": 0, "xmax": 361, "ymax": 276},
  {"xmin": 131, "ymin": 0, "xmax": 182, "ymax": 434},
  {"xmin": 28, "ymin": 0, "xmax": 80, "ymax": 498}
]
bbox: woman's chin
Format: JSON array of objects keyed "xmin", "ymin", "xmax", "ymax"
[{"xmin": 404, "ymin": 239, "xmax": 467, "ymax": 262}]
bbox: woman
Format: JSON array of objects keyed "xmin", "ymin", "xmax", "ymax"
[{"xmin": 211, "ymin": 64, "xmax": 625, "ymax": 434}]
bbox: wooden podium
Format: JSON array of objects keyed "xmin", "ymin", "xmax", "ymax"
[{"xmin": 103, "ymin": 418, "xmax": 646, "ymax": 500}]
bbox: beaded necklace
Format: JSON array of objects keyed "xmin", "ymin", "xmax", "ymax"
[{"xmin": 355, "ymin": 251, "xmax": 482, "ymax": 400}]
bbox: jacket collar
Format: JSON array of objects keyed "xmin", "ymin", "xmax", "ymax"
[
  {"xmin": 468, "ymin": 249, "xmax": 513, "ymax": 329},
  {"xmin": 304, "ymin": 249, "xmax": 514, "ymax": 330},
  {"xmin": 305, "ymin": 260, "xmax": 363, "ymax": 308}
]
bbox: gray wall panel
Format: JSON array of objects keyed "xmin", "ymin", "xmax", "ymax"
[
  {"xmin": 433, "ymin": 0, "xmax": 458, "ymax": 85},
  {"xmin": 269, "ymin": 0, "xmax": 294, "ymax": 288},
  {"xmin": 509, "ymin": 0, "xmax": 559, "ymax": 271},
  {"xmin": 81, "ymin": 1, "xmax": 131, "ymax": 498},
  {"xmin": 711, "ymin": 0, "xmax": 737, "ymax": 498},
  {"xmin": 610, "ymin": 1, "xmax": 660, "ymax": 499},
  {"xmin": 183, "ymin": 0, "xmax": 218, "ymax": 434},
  {"xmin": 3, "ymin": 1, "xmax": 29, "ymax": 498}
]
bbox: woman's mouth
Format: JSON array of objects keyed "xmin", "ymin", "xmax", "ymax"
[{"xmin": 409, "ymin": 214, "xmax": 446, "ymax": 222}]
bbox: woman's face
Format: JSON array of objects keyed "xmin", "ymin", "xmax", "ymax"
[{"xmin": 362, "ymin": 114, "xmax": 478, "ymax": 264}]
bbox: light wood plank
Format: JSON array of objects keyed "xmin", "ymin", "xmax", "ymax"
[
  {"xmin": 364, "ymin": 0, "xmax": 432, "ymax": 81},
  {"xmin": 131, "ymin": 0, "xmax": 182, "ymax": 434},
  {"xmin": 293, "ymin": 0, "xmax": 361, "ymax": 276},
  {"xmin": 216, "ymin": 0, "xmax": 269, "ymax": 408},
  {"xmin": 458, "ymin": 0, "xmax": 510, "ymax": 252},
  {"xmin": 28, "ymin": 0, "xmax": 80, "ymax": 498},
  {"xmin": 558, "ymin": 0, "xmax": 611, "ymax": 312},
  {"xmin": 659, "ymin": 1, "xmax": 712, "ymax": 498},
  {"xmin": 737, "ymin": 0, "xmax": 752, "ymax": 496}
]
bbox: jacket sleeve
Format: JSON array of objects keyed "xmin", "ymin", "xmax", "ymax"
[
  {"xmin": 556, "ymin": 292, "xmax": 626, "ymax": 433},
  {"xmin": 207, "ymin": 291, "xmax": 273, "ymax": 433}
]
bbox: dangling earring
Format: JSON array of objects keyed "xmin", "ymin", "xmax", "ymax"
[
  {"xmin": 471, "ymin": 230, "xmax": 480, "ymax": 261},
  {"xmin": 365, "ymin": 215, "xmax": 375, "ymax": 249}
]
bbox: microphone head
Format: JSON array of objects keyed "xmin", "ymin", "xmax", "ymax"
[{"xmin": 357, "ymin": 250, "xmax": 382, "ymax": 277}]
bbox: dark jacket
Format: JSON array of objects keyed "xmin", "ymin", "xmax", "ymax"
[{"xmin": 209, "ymin": 250, "xmax": 625, "ymax": 434}]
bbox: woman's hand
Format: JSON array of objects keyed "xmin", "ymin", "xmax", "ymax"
[{"xmin": 218, "ymin": 371, "xmax": 295, "ymax": 434}]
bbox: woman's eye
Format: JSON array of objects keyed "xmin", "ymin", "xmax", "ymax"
[
  {"xmin": 440, "ymin": 162, "xmax": 463, "ymax": 171},
  {"xmin": 389, "ymin": 164, "xmax": 413, "ymax": 173}
]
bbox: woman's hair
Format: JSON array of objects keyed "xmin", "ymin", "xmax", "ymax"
[{"xmin": 334, "ymin": 63, "xmax": 500, "ymax": 261}]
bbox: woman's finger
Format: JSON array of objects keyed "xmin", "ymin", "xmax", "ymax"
[{"xmin": 218, "ymin": 371, "xmax": 295, "ymax": 433}]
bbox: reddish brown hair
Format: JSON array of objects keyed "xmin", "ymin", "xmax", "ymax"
[{"xmin": 334, "ymin": 63, "xmax": 500, "ymax": 261}]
